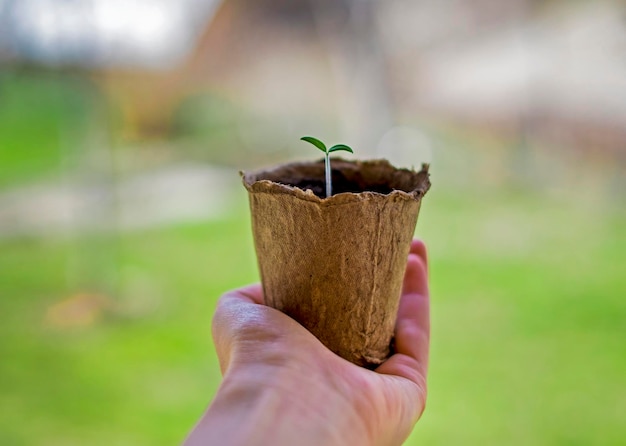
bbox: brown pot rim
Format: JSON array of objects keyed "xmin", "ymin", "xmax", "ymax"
[{"xmin": 241, "ymin": 158, "xmax": 430, "ymax": 206}]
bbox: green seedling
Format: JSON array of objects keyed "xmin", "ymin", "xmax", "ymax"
[{"xmin": 300, "ymin": 136, "xmax": 353, "ymax": 198}]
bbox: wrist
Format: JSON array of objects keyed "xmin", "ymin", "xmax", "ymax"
[{"xmin": 188, "ymin": 363, "xmax": 372, "ymax": 446}]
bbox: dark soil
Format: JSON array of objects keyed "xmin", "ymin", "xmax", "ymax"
[
  {"xmin": 245, "ymin": 158, "xmax": 430, "ymax": 200},
  {"xmin": 286, "ymin": 168, "xmax": 394, "ymax": 198}
]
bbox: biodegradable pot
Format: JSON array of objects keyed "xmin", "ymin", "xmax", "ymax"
[{"xmin": 242, "ymin": 159, "xmax": 430, "ymax": 368}]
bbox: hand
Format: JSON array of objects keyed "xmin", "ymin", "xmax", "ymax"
[{"xmin": 185, "ymin": 240, "xmax": 430, "ymax": 446}]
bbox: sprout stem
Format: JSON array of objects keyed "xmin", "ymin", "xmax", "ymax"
[
  {"xmin": 325, "ymin": 154, "xmax": 332, "ymax": 198},
  {"xmin": 299, "ymin": 136, "xmax": 352, "ymax": 198}
]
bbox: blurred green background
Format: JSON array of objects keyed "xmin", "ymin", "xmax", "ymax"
[{"xmin": 1, "ymin": 1, "xmax": 625, "ymax": 445}]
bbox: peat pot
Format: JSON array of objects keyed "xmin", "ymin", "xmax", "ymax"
[{"xmin": 242, "ymin": 158, "xmax": 430, "ymax": 368}]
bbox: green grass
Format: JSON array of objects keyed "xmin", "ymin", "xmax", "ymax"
[
  {"xmin": 1, "ymin": 69, "xmax": 624, "ymax": 445},
  {"xmin": 0, "ymin": 70, "xmax": 99, "ymax": 188},
  {"xmin": 0, "ymin": 186, "xmax": 624, "ymax": 445},
  {"xmin": 409, "ymin": 186, "xmax": 626, "ymax": 445},
  {"xmin": 0, "ymin": 215, "xmax": 259, "ymax": 445}
]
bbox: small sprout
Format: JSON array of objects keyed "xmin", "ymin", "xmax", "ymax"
[{"xmin": 300, "ymin": 136, "xmax": 353, "ymax": 198}]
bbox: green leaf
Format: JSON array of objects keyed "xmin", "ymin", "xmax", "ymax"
[
  {"xmin": 328, "ymin": 144, "xmax": 353, "ymax": 154},
  {"xmin": 300, "ymin": 136, "xmax": 327, "ymax": 153}
]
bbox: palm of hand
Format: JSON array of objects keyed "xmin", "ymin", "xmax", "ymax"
[{"xmin": 210, "ymin": 241, "xmax": 429, "ymax": 446}]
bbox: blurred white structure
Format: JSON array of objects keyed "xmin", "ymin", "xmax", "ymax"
[
  {"xmin": 415, "ymin": 2, "xmax": 626, "ymax": 128},
  {"xmin": 379, "ymin": 0, "xmax": 626, "ymax": 153},
  {"xmin": 0, "ymin": 164, "xmax": 237, "ymax": 238},
  {"xmin": 0, "ymin": 0, "xmax": 222, "ymax": 68}
]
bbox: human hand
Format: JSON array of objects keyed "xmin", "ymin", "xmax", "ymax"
[{"xmin": 185, "ymin": 240, "xmax": 430, "ymax": 446}]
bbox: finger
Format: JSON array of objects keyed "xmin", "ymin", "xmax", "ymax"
[
  {"xmin": 377, "ymin": 253, "xmax": 430, "ymax": 383},
  {"xmin": 410, "ymin": 239, "xmax": 428, "ymax": 273},
  {"xmin": 396, "ymin": 277, "xmax": 430, "ymax": 368},
  {"xmin": 396, "ymin": 254, "xmax": 430, "ymax": 369},
  {"xmin": 223, "ymin": 283, "xmax": 264, "ymax": 305},
  {"xmin": 403, "ymin": 250, "xmax": 428, "ymax": 297}
]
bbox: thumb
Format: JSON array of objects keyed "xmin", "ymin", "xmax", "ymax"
[{"xmin": 211, "ymin": 284, "xmax": 265, "ymax": 374}]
